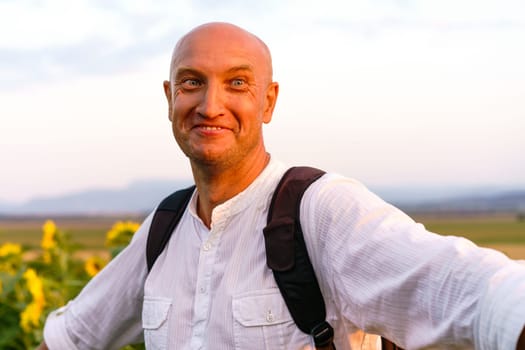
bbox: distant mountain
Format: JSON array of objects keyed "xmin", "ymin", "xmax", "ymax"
[
  {"xmin": 0, "ymin": 200, "xmax": 12, "ymax": 212},
  {"xmin": 1, "ymin": 179, "xmax": 192, "ymax": 215},
  {"xmin": 1, "ymin": 180, "xmax": 523, "ymax": 215},
  {"xmin": 371, "ymin": 184, "xmax": 523, "ymax": 205},
  {"xmin": 396, "ymin": 190, "xmax": 525, "ymax": 213}
]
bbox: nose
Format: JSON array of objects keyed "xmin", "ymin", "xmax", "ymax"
[{"xmin": 195, "ymin": 81, "xmax": 225, "ymax": 119}]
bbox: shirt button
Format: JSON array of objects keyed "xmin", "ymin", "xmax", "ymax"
[
  {"xmin": 203, "ymin": 242, "xmax": 211, "ymax": 251},
  {"xmin": 266, "ymin": 310, "xmax": 274, "ymax": 323},
  {"xmin": 199, "ymin": 286, "xmax": 206, "ymax": 293}
]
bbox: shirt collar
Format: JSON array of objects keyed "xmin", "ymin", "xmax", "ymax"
[{"xmin": 188, "ymin": 157, "xmax": 288, "ymax": 228}]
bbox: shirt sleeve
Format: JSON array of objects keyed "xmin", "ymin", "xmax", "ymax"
[
  {"xmin": 300, "ymin": 173, "xmax": 525, "ymax": 349},
  {"xmin": 43, "ymin": 211, "xmax": 155, "ymax": 350}
]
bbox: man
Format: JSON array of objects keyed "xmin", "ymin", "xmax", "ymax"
[{"xmin": 39, "ymin": 22, "xmax": 525, "ymax": 349}]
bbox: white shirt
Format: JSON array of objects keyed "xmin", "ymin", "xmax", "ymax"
[{"xmin": 44, "ymin": 158, "xmax": 525, "ymax": 349}]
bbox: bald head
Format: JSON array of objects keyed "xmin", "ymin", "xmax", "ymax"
[
  {"xmin": 169, "ymin": 22, "xmax": 273, "ymax": 85},
  {"xmin": 162, "ymin": 21, "xmax": 280, "ymax": 184}
]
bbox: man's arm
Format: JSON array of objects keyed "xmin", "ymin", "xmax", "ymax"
[
  {"xmin": 35, "ymin": 342, "xmax": 48, "ymax": 350},
  {"xmin": 300, "ymin": 173, "xmax": 525, "ymax": 349},
  {"xmin": 41, "ymin": 212, "xmax": 155, "ymax": 349}
]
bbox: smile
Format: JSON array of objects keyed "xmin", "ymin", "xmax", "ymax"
[{"xmin": 200, "ymin": 126, "xmax": 223, "ymax": 131}]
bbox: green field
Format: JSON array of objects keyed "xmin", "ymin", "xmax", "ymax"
[
  {"xmin": 411, "ymin": 213, "xmax": 524, "ymax": 242},
  {"xmin": 410, "ymin": 212, "xmax": 525, "ymax": 259},
  {"xmin": 0, "ymin": 215, "xmax": 145, "ymax": 251},
  {"xmin": 1, "ymin": 212, "xmax": 524, "ymax": 258}
]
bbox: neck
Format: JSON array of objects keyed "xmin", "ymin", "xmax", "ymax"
[{"xmin": 191, "ymin": 152, "xmax": 271, "ymax": 228}]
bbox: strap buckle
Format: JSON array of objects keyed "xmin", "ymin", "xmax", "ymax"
[{"xmin": 311, "ymin": 321, "xmax": 334, "ymax": 347}]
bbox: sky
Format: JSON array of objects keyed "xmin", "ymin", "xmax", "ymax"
[{"xmin": 1, "ymin": 0, "xmax": 524, "ymax": 203}]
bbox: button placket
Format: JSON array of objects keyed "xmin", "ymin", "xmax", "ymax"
[{"xmin": 190, "ymin": 224, "xmax": 222, "ymax": 349}]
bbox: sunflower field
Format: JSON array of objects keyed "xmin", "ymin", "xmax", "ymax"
[{"xmin": 0, "ymin": 219, "xmax": 144, "ymax": 349}]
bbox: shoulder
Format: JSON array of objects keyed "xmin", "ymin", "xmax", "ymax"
[
  {"xmin": 302, "ymin": 172, "xmax": 391, "ymax": 214},
  {"xmin": 299, "ymin": 172, "xmax": 415, "ymax": 242},
  {"xmin": 129, "ymin": 209, "xmax": 157, "ymax": 244}
]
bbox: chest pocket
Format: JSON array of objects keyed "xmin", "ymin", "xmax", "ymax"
[
  {"xmin": 142, "ymin": 296, "xmax": 171, "ymax": 350},
  {"xmin": 232, "ymin": 288, "xmax": 310, "ymax": 350}
]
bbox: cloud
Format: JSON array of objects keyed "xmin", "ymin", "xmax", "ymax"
[
  {"xmin": 1, "ymin": 0, "xmax": 525, "ymax": 203},
  {"xmin": 2, "ymin": 0, "xmax": 524, "ymax": 90},
  {"xmin": 0, "ymin": 0, "xmax": 194, "ymax": 89}
]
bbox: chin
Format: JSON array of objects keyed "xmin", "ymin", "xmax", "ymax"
[{"xmin": 190, "ymin": 153, "xmax": 229, "ymax": 166}]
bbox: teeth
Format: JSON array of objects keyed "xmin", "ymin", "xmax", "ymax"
[{"xmin": 202, "ymin": 126, "xmax": 222, "ymax": 130}]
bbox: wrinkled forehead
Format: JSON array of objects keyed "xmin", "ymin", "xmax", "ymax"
[{"xmin": 169, "ymin": 23, "xmax": 273, "ymax": 81}]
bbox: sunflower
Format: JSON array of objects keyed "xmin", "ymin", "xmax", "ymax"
[
  {"xmin": 84, "ymin": 256, "xmax": 108, "ymax": 277},
  {"xmin": 0, "ymin": 242, "xmax": 22, "ymax": 257},
  {"xmin": 41, "ymin": 219, "xmax": 57, "ymax": 250}
]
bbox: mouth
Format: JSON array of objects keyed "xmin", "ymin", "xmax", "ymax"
[
  {"xmin": 199, "ymin": 125, "xmax": 224, "ymax": 131},
  {"xmin": 193, "ymin": 123, "xmax": 231, "ymax": 131},
  {"xmin": 192, "ymin": 124, "xmax": 231, "ymax": 136}
]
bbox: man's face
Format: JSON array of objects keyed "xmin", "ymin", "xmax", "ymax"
[{"xmin": 164, "ymin": 24, "xmax": 278, "ymax": 169}]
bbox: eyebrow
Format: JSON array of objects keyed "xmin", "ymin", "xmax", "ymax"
[
  {"xmin": 174, "ymin": 65, "xmax": 255, "ymax": 79},
  {"xmin": 173, "ymin": 67, "xmax": 203, "ymax": 80},
  {"xmin": 225, "ymin": 64, "xmax": 254, "ymax": 74}
]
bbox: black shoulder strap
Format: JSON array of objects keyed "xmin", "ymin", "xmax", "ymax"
[
  {"xmin": 146, "ymin": 185, "xmax": 195, "ymax": 271},
  {"xmin": 263, "ymin": 166, "xmax": 404, "ymax": 350},
  {"xmin": 263, "ymin": 166, "xmax": 334, "ymax": 348}
]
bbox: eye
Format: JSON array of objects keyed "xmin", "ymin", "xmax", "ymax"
[
  {"xmin": 230, "ymin": 78, "xmax": 246, "ymax": 88},
  {"xmin": 180, "ymin": 78, "xmax": 202, "ymax": 90}
]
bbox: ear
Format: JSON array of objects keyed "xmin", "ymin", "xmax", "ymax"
[
  {"xmin": 262, "ymin": 82, "xmax": 279, "ymax": 124},
  {"xmin": 163, "ymin": 80, "xmax": 173, "ymax": 121}
]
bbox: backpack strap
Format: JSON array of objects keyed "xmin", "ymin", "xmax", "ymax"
[
  {"xmin": 146, "ymin": 185, "xmax": 195, "ymax": 271},
  {"xmin": 382, "ymin": 340, "xmax": 403, "ymax": 350},
  {"xmin": 263, "ymin": 166, "xmax": 404, "ymax": 350},
  {"xmin": 263, "ymin": 166, "xmax": 334, "ymax": 348}
]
